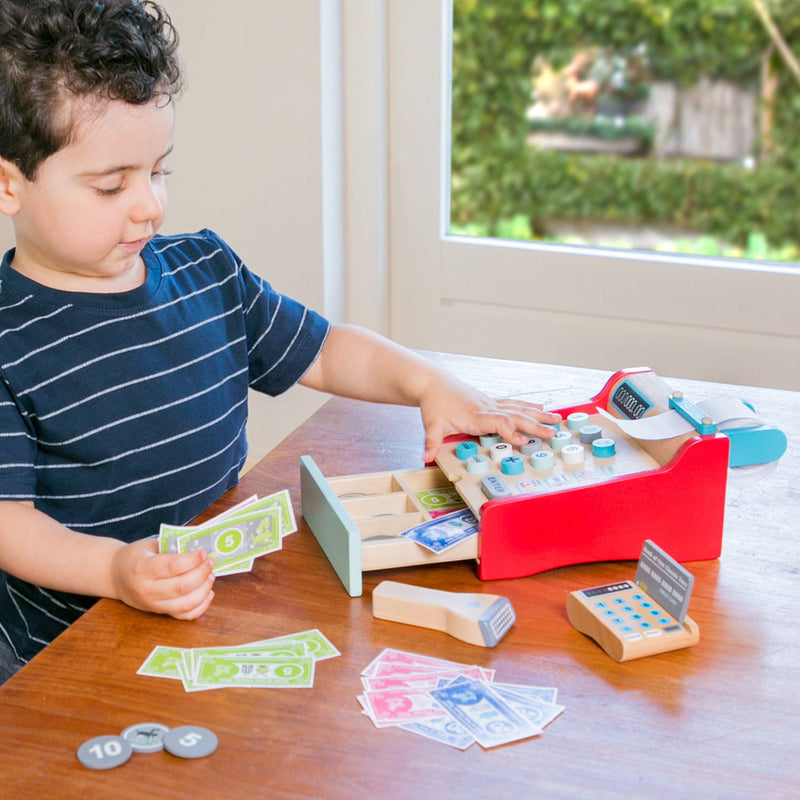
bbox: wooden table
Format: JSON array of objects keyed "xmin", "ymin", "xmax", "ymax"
[{"xmin": 0, "ymin": 355, "xmax": 797, "ymax": 799}]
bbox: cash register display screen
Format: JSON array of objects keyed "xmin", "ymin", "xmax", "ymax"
[{"xmin": 610, "ymin": 381, "xmax": 652, "ymax": 420}]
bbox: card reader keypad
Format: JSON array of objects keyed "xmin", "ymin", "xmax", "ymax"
[{"xmin": 583, "ymin": 580, "xmax": 681, "ymax": 642}]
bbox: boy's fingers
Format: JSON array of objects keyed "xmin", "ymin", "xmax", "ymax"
[
  {"xmin": 166, "ymin": 583, "xmax": 216, "ymax": 620},
  {"xmin": 423, "ymin": 421, "xmax": 446, "ymax": 462},
  {"xmin": 140, "ymin": 549, "xmax": 212, "ymax": 591},
  {"xmin": 148, "ymin": 560, "xmax": 215, "ymax": 605},
  {"xmin": 484, "ymin": 411, "xmax": 557, "ymax": 444},
  {"xmin": 162, "ymin": 548, "xmax": 210, "ymax": 578}
]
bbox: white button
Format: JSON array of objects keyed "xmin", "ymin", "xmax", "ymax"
[
  {"xmin": 561, "ymin": 444, "xmax": 585, "ymax": 465},
  {"xmin": 489, "ymin": 442, "xmax": 514, "ymax": 462}
]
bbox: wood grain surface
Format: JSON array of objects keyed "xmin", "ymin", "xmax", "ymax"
[{"xmin": 0, "ymin": 354, "xmax": 796, "ymax": 799}]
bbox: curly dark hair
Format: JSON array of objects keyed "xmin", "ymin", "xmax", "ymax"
[{"xmin": 0, "ymin": 0, "xmax": 182, "ymax": 179}]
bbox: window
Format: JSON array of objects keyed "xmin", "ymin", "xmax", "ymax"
[{"xmin": 382, "ymin": 0, "xmax": 800, "ymax": 390}]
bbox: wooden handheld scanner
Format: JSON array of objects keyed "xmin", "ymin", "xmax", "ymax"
[
  {"xmin": 301, "ymin": 367, "xmax": 787, "ymax": 596},
  {"xmin": 372, "ymin": 581, "xmax": 516, "ymax": 647}
]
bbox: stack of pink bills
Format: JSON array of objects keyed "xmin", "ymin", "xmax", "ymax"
[{"xmin": 358, "ymin": 648, "xmax": 565, "ymax": 749}]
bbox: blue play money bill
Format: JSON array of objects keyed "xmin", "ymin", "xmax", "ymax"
[
  {"xmin": 428, "ymin": 678, "xmax": 542, "ymax": 748},
  {"xmin": 398, "ymin": 509, "xmax": 479, "ymax": 554}
]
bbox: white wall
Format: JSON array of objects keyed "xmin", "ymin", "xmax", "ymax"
[
  {"xmin": 162, "ymin": 1, "xmax": 331, "ymax": 457},
  {"xmin": 162, "ymin": 1, "xmax": 325, "ymax": 308},
  {"xmin": 0, "ymin": 1, "xmax": 332, "ymax": 459}
]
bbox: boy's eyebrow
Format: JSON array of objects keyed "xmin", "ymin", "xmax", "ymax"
[{"xmin": 79, "ymin": 145, "xmax": 174, "ymax": 178}]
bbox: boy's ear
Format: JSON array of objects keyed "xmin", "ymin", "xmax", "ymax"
[{"xmin": 0, "ymin": 157, "xmax": 24, "ymax": 216}]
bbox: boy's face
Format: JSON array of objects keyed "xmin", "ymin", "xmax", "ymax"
[{"xmin": 7, "ymin": 95, "xmax": 174, "ymax": 293}]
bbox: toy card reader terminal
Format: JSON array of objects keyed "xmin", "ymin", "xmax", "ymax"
[{"xmin": 566, "ymin": 540, "xmax": 699, "ymax": 662}]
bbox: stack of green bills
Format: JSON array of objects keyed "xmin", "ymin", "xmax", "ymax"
[
  {"xmin": 137, "ymin": 629, "xmax": 340, "ymax": 691},
  {"xmin": 158, "ymin": 490, "xmax": 296, "ymax": 576}
]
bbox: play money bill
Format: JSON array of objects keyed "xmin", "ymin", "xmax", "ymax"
[
  {"xmin": 428, "ymin": 678, "xmax": 542, "ymax": 748},
  {"xmin": 137, "ymin": 645, "xmax": 187, "ymax": 680},
  {"xmin": 181, "ymin": 641, "xmax": 310, "ymax": 687},
  {"xmin": 159, "ymin": 489, "xmax": 295, "ymax": 552},
  {"xmin": 263, "ymin": 628, "xmax": 341, "ymax": 661},
  {"xmin": 398, "ymin": 509, "xmax": 479, "ymax": 554},
  {"xmin": 399, "ymin": 715, "xmax": 476, "ymax": 750},
  {"xmin": 191, "ymin": 655, "xmax": 315, "ymax": 689},
  {"xmin": 224, "ymin": 489, "xmax": 296, "ymax": 537},
  {"xmin": 163, "ymin": 507, "xmax": 282, "ymax": 571}
]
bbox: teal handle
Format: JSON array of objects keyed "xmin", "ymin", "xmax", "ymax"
[{"xmin": 722, "ymin": 425, "xmax": 787, "ymax": 468}]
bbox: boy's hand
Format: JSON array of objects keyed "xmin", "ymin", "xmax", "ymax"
[
  {"xmin": 109, "ymin": 538, "xmax": 216, "ymax": 620},
  {"xmin": 298, "ymin": 324, "xmax": 562, "ymax": 462},
  {"xmin": 419, "ymin": 373, "xmax": 562, "ymax": 463}
]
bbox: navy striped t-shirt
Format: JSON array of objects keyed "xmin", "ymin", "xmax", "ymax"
[{"xmin": 0, "ymin": 229, "xmax": 330, "ymax": 661}]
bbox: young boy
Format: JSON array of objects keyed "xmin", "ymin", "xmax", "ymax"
[{"xmin": 0, "ymin": 0, "xmax": 559, "ymax": 682}]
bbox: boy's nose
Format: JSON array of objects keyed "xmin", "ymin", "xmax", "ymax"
[{"xmin": 130, "ymin": 181, "xmax": 165, "ymax": 223}]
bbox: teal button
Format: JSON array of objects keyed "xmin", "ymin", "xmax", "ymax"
[
  {"xmin": 456, "ymin": 440, "xmax": 479, "ymax": 460},
  {"xmin": 592, "ymin": 438, "xmax": 616, "ymax": 458},
  {"xmin": 479, "ymin": 434, "xmax": 502, "ymax": 448},
  {"xmin": 501, "ymin": 456, "xmax": 524, "ymax": 475}
]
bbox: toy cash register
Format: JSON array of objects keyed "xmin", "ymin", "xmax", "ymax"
[{"xmin": 301, "ymin": 367, "xmax": 786, "ymax": 596}]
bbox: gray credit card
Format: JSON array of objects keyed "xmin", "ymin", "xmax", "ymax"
[{"xmin": 634, "ymin": 539, "xmax": 694, "ymax": 624}]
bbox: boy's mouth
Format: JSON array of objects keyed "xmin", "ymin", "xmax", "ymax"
[{"xmin": 119, "ymin": 236, "xmax": 151, "ymax": 252}]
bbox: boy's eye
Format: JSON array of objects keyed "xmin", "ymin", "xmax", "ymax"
[
  {"xmin": 91, "ymin": 167, "xmax": 171, "ymax": 197},
  {"xmin": 94, "ymin": 184, "xmax": 124, "ymax": 197}
]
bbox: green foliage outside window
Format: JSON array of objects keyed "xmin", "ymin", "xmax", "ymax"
[{"xmin": 451, "ymin": 0, "xmax": 800, "ymax": 253}]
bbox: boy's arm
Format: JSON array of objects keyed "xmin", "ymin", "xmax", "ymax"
[
  {"xmin": 299, "ymin": 324, "xmax": 561, "ymax": 461},
  {"xmin": 0, "ymin": 501, "xmax": 215, "ymax": 620}
]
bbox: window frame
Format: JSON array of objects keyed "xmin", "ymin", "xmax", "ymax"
[{"xmin": 353, "ymin": 0, "xmax": 800, "ymax": 389}]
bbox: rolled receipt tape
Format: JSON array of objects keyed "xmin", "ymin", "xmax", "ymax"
[
  {"xmin": 597, "ymin": 396, "xmax": 786, "ymax": 477},
  {"xmin": 597, "ymin": 397, "xmax": 764, "ymax": 442}
]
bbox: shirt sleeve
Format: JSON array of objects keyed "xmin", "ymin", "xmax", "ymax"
[{"xmin": 212, "ymin": 235, "xmax": 330, "ymax": 397}]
